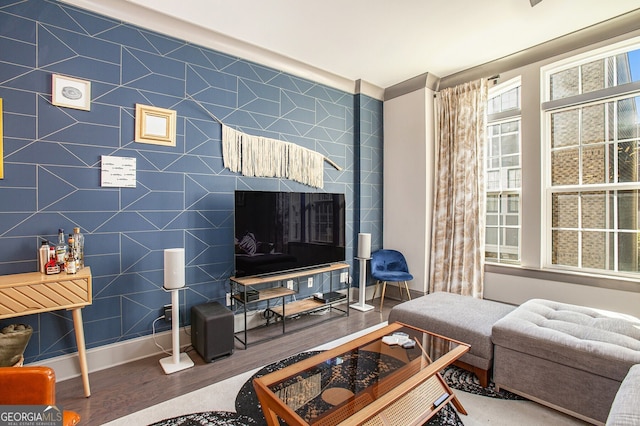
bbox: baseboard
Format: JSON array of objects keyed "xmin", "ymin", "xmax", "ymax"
[
  {"xmin": 32, "ymin": 288, "xmax": 385, "ymax": 383},
  {"xmin": 30, "ymin": 327, "xmax": 192, "ymax": 382}
]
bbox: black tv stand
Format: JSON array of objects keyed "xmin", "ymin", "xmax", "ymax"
[{"xmin": 230, "ymin": 263, "xmax": 350, "ymax": 348}]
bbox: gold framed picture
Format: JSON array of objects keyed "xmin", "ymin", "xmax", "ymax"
[
  {"xmin": 134, "ymin": 104, "xmax": 177, "ymax": 147},
  {"xmin": 51, "ymin": 74, "xmax": 91, "ymax": 111}
]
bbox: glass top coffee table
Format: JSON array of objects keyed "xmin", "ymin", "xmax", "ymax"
[{"xmin": 253, "ymin": 322, "xmax": 470, "ymax": 426}]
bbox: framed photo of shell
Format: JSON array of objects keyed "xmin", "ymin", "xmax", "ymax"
[{"xmin": 51, "ymin": 74, "xmax": 91, "ymax": 111}]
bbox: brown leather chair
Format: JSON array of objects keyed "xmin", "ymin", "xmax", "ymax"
[{"xmin": 0, "ymin": 366, "xmax": 80, "ymax": 425}]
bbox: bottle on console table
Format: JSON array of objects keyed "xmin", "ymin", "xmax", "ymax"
[
  {"xmin": 45, "ymin": 246, "xmax": 60, "ymax": 275},
  {"xmin": 55, "ymin": 229, "xmax": 67, "ymax": 271},
  {"xmin": 39, "ymin": 241, "xmax": 50, "ymax": 274},
  {"xmin": 73, "ymin": 227, "xmax": 84, "ymax": 268},
  {"xmin": 65, "ymin": 235, "xmax": 77, "ymax": 274}
]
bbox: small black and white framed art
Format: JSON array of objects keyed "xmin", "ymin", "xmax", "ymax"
[{"xmin": 51, "ymin": 74, "xmax": 91, "ymax": 111}]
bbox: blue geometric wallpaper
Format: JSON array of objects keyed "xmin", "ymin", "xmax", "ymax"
[{"xmin": 0, "ymin": 0, "xmax": 383, "ymax": 363}]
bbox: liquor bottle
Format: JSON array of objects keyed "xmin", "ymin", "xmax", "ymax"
[
  {"xmin": 46, "ymin": 246, "xmax": 60, "ymax": 275},
  {"xmin": 55, "ymin": 229, "xmax": 67, "ymax": 271},
  {"xmin": 73, "ymin": 227, "xmax": 84, "ymax": 268},
  {"xmin": 39, "ymin": 241, "xmax": 50, "ymax": 274},
  {"xmin": 65, "ymin": 235, "xmax": 77, "ymax": 274}
]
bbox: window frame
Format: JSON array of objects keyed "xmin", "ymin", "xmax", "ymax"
[
  {"xmin": 541, "ymin": 36, "xmax": 640, "ymax": 279},
  {"xmin": 485, "ymin": 77, "xmax": 523, "ymax": 265}
]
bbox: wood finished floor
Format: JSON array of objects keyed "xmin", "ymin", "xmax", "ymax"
[{"xmin": 56, "ymin": 299, "xmax": 400, "ymax": 425}]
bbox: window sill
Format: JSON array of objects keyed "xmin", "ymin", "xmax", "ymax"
[{"xmin": 485, "ymin": 263, "xmax": 640, "ymax": 293}]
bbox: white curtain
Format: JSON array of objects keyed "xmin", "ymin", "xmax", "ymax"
[{"xmin": 429, "ymin": 79, "xmax": 488, "ymax": 298}]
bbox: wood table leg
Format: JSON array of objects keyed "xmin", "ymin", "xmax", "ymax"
[{"xmin": 71, "ymin": 308, "xmax": 91, "ymax": 397}]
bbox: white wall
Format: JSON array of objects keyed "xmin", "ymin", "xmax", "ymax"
[
  {"xmin": 485, "ymin": 271, "xmax": 640, "ymax": 316},
  {"xmin": 382, "ymin": 87, "xmax": 434, "ymax": 293}
]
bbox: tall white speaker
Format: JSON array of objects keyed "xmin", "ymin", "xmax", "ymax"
[
  {"xmin": 164, "ymin": 248, "xmax": 185, "ymax": 289},
  {"xmin": 357, "ymin": 233, "xmax": 371, "ymax": 259},
  {"xmin": 351, "ymin": 233, "xmax": 374, "ymax": 312},
  {"xmin": 159, "ymin": 248, "xmax": 194, "ymax": 374}
]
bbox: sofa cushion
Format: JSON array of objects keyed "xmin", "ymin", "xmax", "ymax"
[
  {"xmin": 388, "ymin": 292, "xmax": 515, "ymax": 369},
  {"xmin": 606, "ymin": 364, "xmax": 640, "ymax": 426},
  {"xmin": 492, "ymin": 299, "xmax": 640, "ymax": 381}
]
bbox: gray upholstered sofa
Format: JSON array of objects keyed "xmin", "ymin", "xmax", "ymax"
[
  {"xmin": 388, "ymin": 293, "xmax": 640, "ymax": 425},
  {"xmin": 492, "ymin": 299, "xmax": 640, "ymax": 424},
  {"xmin": 606, "ymin": 364, "xmax": 640, "ymax": 426}
]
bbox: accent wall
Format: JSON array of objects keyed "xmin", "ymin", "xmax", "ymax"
[{"xmin": 0, "ymin": 0, "xmax": 383, "ymax": 363}]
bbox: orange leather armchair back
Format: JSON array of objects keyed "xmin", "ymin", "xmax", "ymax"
[{"xmin": 0, "ymin": 366, "xmax": 80, "ymax": 425}]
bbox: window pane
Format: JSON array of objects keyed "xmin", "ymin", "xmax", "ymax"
[
  {"xmin": 581, "ymin": 59, "xmax": 605, "ymax": 93},
  {"xmin": 487, "ymin": 194, "xmax": 499, "ymax": 212},
  {"xmin": 552, "ymin": 230, "xmax": 579, "ymax": 266},
  {"xmin": 507, "ymin": 169, "xmax": 521, "ymax": 189},
  {"xmin": 501, "ymin": 121, "xmax": 519, "ymax": 134},
  {"xmin": 552, "ymin": 149, "xmax": 579, "ymax": 185},
  {"xmin": 552, "ymin": 193, "xmax": 578, "ymax": 228},
  {"xmin": 618, "ymin": 142, "xmax": 639, "ymax": 183},
  {"xmin": 617, "ymin": 49, "xmax": 640, "ymax": 85},
  {"xmin": 582, "ymin": 145, "xmax": 606, "ymax": 184},
  {"xmin": 501, "ymin": 155, "xmax": 519, "ymax": 167},
  {"xmin": 501, "ymin": 87, "xmax": 520, "ymax": 111},
  {"xmin": 504, "ymin": 228, "xmax": 519, "ymax": 247},
  {"xmin": 487, "ymin": 171, "xmax": 500, "ymax": 190},
  {"xmin": 581, "ymin": 104, "xmax": 605, "ymax": 144},
  {"xmin": 581, "ymin": 192, "xmax": 606, "ymax": 229},
  {"xmin": 618, "ymin": 190, "xmax": 639, "ymax": 230},
  {"xmin": 582, "ymin": 231, "xmax": 606, "ymax": 269},
  {"xmin": 507, "ymin": 194, "xmax": 519, "ymax": 212},
  {"xmin": 551, "ymin": 67, "xmax": 579, "ymax": 100},
  {"xmin": 617, "ymin": 96, "xmax": 640, "ymax": 141},
  {"xmin": 551, "ymin": 110, "xmax": 579, "ymax": 148},
  {"xmin": 618, "ymin": 232, "xmax": 640, "ymax": 272},
  {"xmin": 501, "ymin": 134, "xmax": 519, "ymax": 155},
  {"xmin": 486, "ymin": 228, "xmax": 498, "ymax": 245},
  {"xmin": 550, "ymin": 49, "xmax": 640, "ymax": 101}
]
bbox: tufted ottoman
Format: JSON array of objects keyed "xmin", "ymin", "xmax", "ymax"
[
  {"xmin": 388, "ymin": 291, "xmax": 515, "ymax": 387},
  {"xmin": 492, "ymin": 299, "xmax": 640, "ymax": 424}
]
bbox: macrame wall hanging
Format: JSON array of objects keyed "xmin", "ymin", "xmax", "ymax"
[{"xmin": 190, "ymin": 95, "xmax": 341, "ymax": 189}]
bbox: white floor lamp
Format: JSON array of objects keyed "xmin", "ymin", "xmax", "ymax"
[
  {"xmin": 350, "ymin": 233, "xmax": 374, "ymax": 312},
  {"xmin": 159, "ymin": 248, "xmax": 194, "ymax": 374}
]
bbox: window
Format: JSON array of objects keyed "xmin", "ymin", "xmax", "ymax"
[
  {"xmin": 485, "ymin": 78, "xmax": 522, "ymax": 264},
  {"xmin": 543, "ymin": 39, "xmax": 640, "ymax": 277}
]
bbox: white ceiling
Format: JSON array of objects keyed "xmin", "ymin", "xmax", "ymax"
[{"xmin": 66, "ymin": 0, "xmax": 640, "ymax": 89}]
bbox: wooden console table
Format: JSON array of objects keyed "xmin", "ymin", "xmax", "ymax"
[{"xmin": 0, "ymin": 267, "xmax": 92, "ymax": 397}]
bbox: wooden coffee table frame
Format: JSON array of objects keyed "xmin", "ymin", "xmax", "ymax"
[{"xmin": 253, "ymin": 322, "xmax": 469, "ymax": 426}]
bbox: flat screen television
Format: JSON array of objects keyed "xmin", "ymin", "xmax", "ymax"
[{"xmin": 234, "ymin": 190, "xmax": 346, "ymax": 277}]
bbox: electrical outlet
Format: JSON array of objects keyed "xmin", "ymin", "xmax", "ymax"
[
  {"xmin": 287, "ymin": 280, "xmax": 294, "ymax": 290},
  {"xmin": 163, "ymin": 304, "xmax": 172, "ymax": 321},
  {"xmin": 340, "ymin": 272, "xmax": 348, "ymax": 283},
  {"xmin": 226, "ymin": 292, "xmax": 231, "ymax": 306},
  {"xmin": 307, "ymin": 277, "xmax": 313, "ymax": 288}
]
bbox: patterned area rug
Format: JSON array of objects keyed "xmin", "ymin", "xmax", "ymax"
[
  {"xmin": 148, "ymin": 411, "xmax": 257, "ymax": 425},
  {"xmin": 150, "ymin": 350, "xmax": 523, "ymax": 425},
  {"xmin": 235, "ymin": 351, "xmax": 468, "ymax": 426}
]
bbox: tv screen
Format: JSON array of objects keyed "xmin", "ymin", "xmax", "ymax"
[{"xmin": 234, "ymin": 191, "xmax": 346, "ymax": 277}]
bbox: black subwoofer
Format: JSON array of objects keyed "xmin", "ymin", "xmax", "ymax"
[{"xmin": 191, "ymin": 301, "xmax": 234, "ymax": 362}]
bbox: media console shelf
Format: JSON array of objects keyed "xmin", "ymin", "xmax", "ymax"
[{"xmin": 231, "ymin": 263, "xmax": 350, "ymax": 348}]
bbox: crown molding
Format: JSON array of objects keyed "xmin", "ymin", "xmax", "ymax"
[{"xmin": 60, "ymin": 0, "xmax": 383, "ymax": 99}]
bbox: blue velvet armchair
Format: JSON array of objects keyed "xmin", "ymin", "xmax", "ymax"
[{"xmin": 369, "ymin": 249, "xmax": 413, "ymax": 311}]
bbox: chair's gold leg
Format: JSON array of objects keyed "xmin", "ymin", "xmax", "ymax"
[
  {"xmin": 370, "ymin": 280, "xmax": 380, "ymax": 303},
  {"xmin": 404, "ymin": 281, "xmax": 412, "ymax": 300},
  {"xmin": 380, "ymin": 281, "xmax": 387, "ymax": 311}
]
